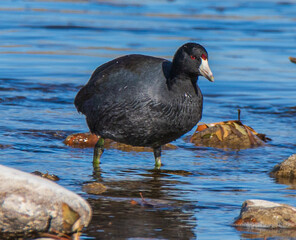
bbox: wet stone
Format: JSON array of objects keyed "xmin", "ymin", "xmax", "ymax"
[
  {"xmin": 234, "ymin": 199, "xmax": 296, "ymax": 228},
  {"xmin": 271, "ymin": 154, "xmax": 296, "ymax": 178},
  {"xmin": 0, "ymin": 164, "xmax": 92, "ymax": 237}
]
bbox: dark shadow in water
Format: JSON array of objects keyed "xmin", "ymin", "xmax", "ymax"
[
  {"xmin": 86, "ymin": 169, "xmax": 197, "ymax": 240},
  {"xmin": 30, "ymin": 24, "xmax": 175, "ymax": 35}
]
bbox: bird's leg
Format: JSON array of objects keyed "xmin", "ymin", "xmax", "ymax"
[
  {"xmin": 93, "ymin": 137, "xmax": 104, "ymax": 169},
  {"xmin": 153, "ymin": 146, "xmax": 162, "ymax": 169}
]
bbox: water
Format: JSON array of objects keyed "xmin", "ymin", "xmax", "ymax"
[{"xmin": 1, "ymin": 0, "xmax": 296, "ymax": 239}]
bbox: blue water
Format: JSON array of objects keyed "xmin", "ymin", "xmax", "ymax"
[{"xmin": 1, "ymin": 0, "xmax": 296, "ymax": 239}]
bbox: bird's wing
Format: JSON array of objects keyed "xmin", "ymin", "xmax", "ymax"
[{"xmin": 74, "ymin": 55, "xmax": 166, "ymax": 114}]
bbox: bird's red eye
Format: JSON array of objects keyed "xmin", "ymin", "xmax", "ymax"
[
  {"xmin": 190, "ymin": 55, "xmax": 196, "ymax": 60},
  {"xmin": 201, "ymin": 54, "xmax": 207, "ymax": 60}
]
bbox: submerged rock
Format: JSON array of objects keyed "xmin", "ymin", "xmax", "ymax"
[
  {"xmin": 271, "ymin": 154, "xmax": 296, "ymax": 178},
  {"xmin": 82, "ymin": 182, "xmax": 107, "ymax": 195},
  {"xmin": 0, "ymin": 164, "xmax": 92, "ymax": 237},
  {"xmin": 64, "ymin": 132, "xmax": 177, "ymax": 152},
  {"xmin": 234, "ymin": 199, "xmax": 296, "ymax": 228}
]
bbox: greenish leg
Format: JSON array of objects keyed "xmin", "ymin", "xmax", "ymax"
[
  {"xmin": 153, "ymin": 146, "xmax": 162, "ymax": 169},
  {"xmin": 93, "ymin": 137, "xmax": 104, "ymax": 169}
]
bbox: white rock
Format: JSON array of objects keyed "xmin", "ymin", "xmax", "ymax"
[{"xmin": 0, "ymin": 164, "xmax": 92, "ymax": 235}]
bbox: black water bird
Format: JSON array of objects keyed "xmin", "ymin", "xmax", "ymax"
[{"xmin": 75, "ymin": 42, "xmax": 214, "ymax": 168}]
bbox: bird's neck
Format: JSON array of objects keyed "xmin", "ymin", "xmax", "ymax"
[{"xmin": 167, "ymin": 67, "xmax": 199, "ymax": 93}]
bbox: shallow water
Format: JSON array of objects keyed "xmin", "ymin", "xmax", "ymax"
[{"xmin": 1, "ymin": 0, "xmax": 296, "ymax": 239}]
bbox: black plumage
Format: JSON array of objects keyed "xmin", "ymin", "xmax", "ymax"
[{"xmin": 75, "ymin": 42, "xmax": 214, "ymax": 168}]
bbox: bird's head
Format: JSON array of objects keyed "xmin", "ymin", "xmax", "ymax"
[{"xmin": 173, "ymin": 42, "xmax": 214, "ymax": 82}]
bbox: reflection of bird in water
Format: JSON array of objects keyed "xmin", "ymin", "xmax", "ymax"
[{"xmin": 75, "ymin": 42, "xmax": 214, "ymax": 169}]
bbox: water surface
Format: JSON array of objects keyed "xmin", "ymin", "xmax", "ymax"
[{"xmin": 1, "ymin": 0, "xmax": 296, "ymax": 239}]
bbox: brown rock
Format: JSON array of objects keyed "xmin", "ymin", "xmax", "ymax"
[
  {"xmin": 271, "ymin": 154, "xmax": 296, "ymax": 178},
  {"xmin": 234, "ymin": 199, "xmax": 296, "ymax": 228}
]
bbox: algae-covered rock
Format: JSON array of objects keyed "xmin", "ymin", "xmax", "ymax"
[
  {"xmin": 31, "ymin": 171, "xmax": 60, "ymax": 181},
  {"xmin": 271, "ymin": 154, "xmax": 296, "ymax": 178},
  {"xmin": 234, "ymin": 199, "xmax": 296, "ymax": 228},
  {"xmin": 0, "ymin": 164, "xmax": 92, "ymax": 237}
]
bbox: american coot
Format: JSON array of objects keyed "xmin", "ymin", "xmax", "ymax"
[{"xmin": 75, "ymin": 42, "xmax": 214, "ymax": 169}]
